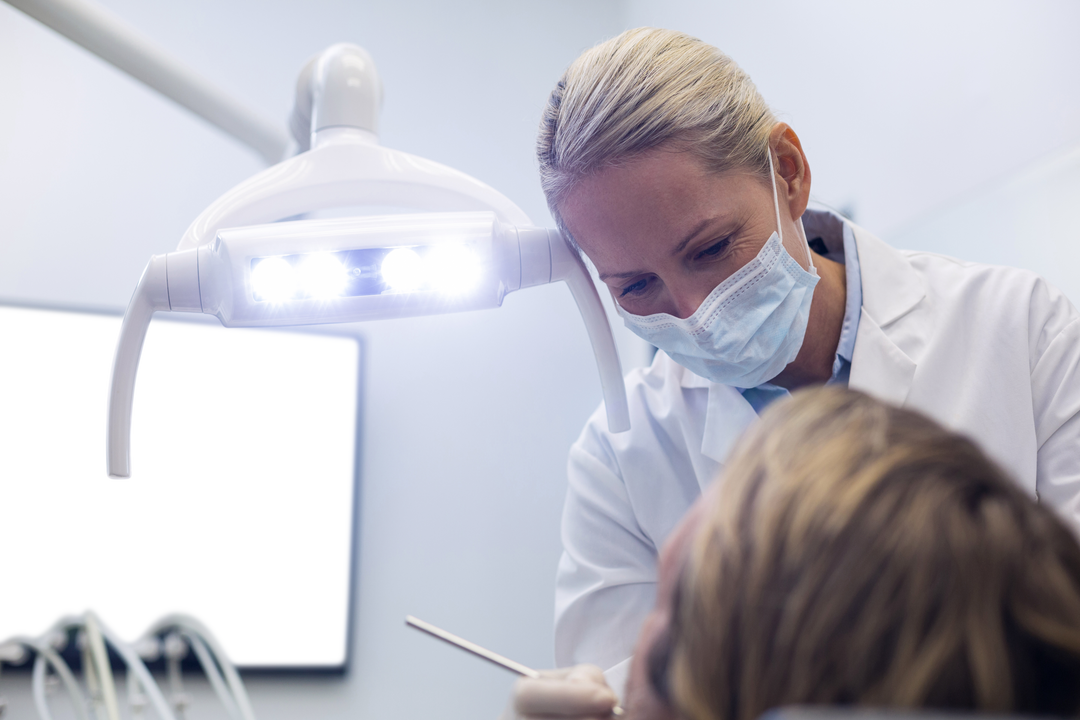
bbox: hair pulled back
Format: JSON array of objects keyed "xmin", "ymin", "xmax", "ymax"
[{"xmin": 537, "ymin": 27, "xmax": 776, "ymax": 233}]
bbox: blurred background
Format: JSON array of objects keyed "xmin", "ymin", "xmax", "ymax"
[{"xmin": 0, "ymin": 1, "xmax": 1077, "ymax": 718}]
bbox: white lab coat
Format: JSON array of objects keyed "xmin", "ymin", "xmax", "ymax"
[{"xmin": 555, "ymin": 219, "xmax": 1080, "ymax": 686}]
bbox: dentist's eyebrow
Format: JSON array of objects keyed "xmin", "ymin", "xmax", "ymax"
[
  {"xmin": 599, "ymin": 268, "xmax": 646, "ymax": 281},
  {"xmin": 669, "ymin": 218, "xmax": 715, "ymax": 256},
  {"xmin": 598, "ymin": 217, "xmax": 721, "ymax": 282}
]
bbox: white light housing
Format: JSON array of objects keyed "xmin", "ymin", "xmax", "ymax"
[
  {"xmin": 109, "ymin": 210, "xmax": 631, "ymax": 477},
  {"xmin": 196, "ymin": 212, "xmax": 515, "ymax": 326},
  {"xmin": 105, "ymin": 43, "xmax": 630, "ymax": 479},
  {"xmin": 427, "ymin": 245, "xmax": 482, "ymax": 295}
]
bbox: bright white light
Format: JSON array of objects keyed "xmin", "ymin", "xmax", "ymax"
[
  {"xmin": 298, "ymin": 253, "xmax": 348, "ymax": 298},
  {"xmin": 251, "ymin": 257, "xmax": 297, "ymax": 301},
  {"xmin": 381, "ymin": 248, "xmax": 425, "ymax": 292},
  {"xmin": 427, "ymin": 245, "xmax": 482, "ymax": 295}
]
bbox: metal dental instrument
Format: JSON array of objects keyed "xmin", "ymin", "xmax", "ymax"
[{"xmin": 405, "ymin": 615, "xmax": 625, "ymax": 717}]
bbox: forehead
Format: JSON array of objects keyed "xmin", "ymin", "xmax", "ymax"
[{"xmin": 558, "ymin": 151, "xmax": 766, "ymax": 266}]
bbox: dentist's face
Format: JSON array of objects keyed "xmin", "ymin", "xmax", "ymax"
[{"xmin": 559, "ymin": 148, "xmax": 805, "ymax": 320}]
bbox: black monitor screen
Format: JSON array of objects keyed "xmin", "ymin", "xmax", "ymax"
[{"xmin": 0, "ymin": 304, "xmax": 360, "ymax": 670}]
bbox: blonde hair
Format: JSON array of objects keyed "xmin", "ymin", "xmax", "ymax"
[
  {"xmin": 668, "ymin": 387, "xmax": 1080, "ymax": 720},
  {"xmin": 536, "ymin": 28, "xmax": 776, "ymax": 233}
]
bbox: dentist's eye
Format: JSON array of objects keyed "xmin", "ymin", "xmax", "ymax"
[
  {"xmin": 620, "ymin": 278, "xmax": 649, "ymax": 297},
  {"xmin": 694, "ymin": 239, "xmax": 730, "ymax": 261}
]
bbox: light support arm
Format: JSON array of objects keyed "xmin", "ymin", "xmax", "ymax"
[
  {"xmin": 107, "ymin": 255, "xmax": 168, "ymax": 479},
  {"xmin": 3, "ymin": 0, "xmax": 289, "ymax": 164},
  {"xmin": 549, "ymin": 235, "xmax": 631, "ymax": 433}
]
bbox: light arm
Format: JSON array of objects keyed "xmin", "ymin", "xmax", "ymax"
[
  {"xmin": 549, "ymin": 233, "xmax": 631, "ymax": 433},
  {"xmin": 106, "ymin": 255, "xmax": 168, "ymax": 478},
  {"xmin": 3, "ymin": 0, "xmax": 288, "ymax": 164}
]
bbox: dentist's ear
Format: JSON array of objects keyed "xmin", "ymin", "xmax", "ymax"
[{"xmin": 769, "ymin": 123, "xmax": 812, "ymax": 223}]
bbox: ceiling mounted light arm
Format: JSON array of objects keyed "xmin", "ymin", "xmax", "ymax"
[
  {"xmin": 106, "ymin": 44, "xmax": 630, "ymax": 479},
  {"xmin": 3, "ymin": 0, "xmax": 289, "ymax": 164}
]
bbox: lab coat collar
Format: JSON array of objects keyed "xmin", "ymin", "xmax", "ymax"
[
  {"xmin": 848, "ymin": 309, "xmax": 918, "ymax": 405},
  {"xmin": 850, "ymin": 223, "xmax": 925, "ymax": 328},
  {"xmin": 679, "ymin": 365, "xmax": 711, "ymax": 389},
  {"xmin": 676, "ymin": 361, "xmax": 754, "ymax": 468},
  {"xmin": 847, "ymin": 224, "xmax": 924, "ymax": 405},
  {"xmin": 700, "ymin": 383, "xmax": 758, "ymax": 466}
]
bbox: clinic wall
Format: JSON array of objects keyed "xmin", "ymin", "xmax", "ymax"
[
  {"xmin": 621, "ymin": 0, "xmax": 1080, "ymax": 239},
  {"xmin": 4, "ymin": 2, "xmax": 1077, "ymax": 718},
  {"xmin": 888, "ymin": 143, "xmax": 1080, "ymax": 305},
  {"xmin": 0, "ymin": 2, "xmax": 621, "ymax": 719}
]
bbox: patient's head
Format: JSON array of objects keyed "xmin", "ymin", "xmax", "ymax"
[{"xmin": 639, "ymin": 387, "xmax": 1080, "ymax": 720}]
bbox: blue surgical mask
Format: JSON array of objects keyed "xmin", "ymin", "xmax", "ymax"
[{"xmin": 616, "ymin": 152, "xmax": 819, "ymax": 388}]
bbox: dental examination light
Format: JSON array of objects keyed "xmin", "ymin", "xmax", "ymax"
[{"xmin": 106, "ymin": 42, "xmax": 630, "ymax": 478}]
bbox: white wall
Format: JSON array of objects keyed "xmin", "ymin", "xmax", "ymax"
[
  {"xmin": 622, "ymin": 0, "xmax": 1080, "ymax": 237},
  {"xmin": 889, "ymin": 142, "xmax": 1080, "ymax": 304},
  {"xmin": 2, "ymin": 2, "xmax": 1078, "ymax": 719}
]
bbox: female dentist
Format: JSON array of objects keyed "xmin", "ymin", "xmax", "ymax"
[{"xmin": 537, "ymin": 27, "xmax": 1080, "ymax": 699}]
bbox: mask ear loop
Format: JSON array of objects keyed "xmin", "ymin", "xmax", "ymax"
[
  {"xmin": 767, "ymin": 150, "xmax": 783, "ymax": 245},
  {"xmin": 767, "ymin": 148, "xmax": 817, "ymax": 274}
]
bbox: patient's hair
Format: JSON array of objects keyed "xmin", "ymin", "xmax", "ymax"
[{"xmin": 669, "ymin": 387, "xmax": 1080, "ymax": 720}]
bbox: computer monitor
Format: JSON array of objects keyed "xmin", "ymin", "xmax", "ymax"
[{"xmin": 0, "ymin": 303, "xmax": 361, "ymax": 670}]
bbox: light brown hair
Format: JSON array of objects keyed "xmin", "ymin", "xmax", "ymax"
[
  {"xmin": 669, "ymin": 387, "xmax": 1080, "ymax": 720},
  {"xmin": 536, "ymin": 28, "xmax": 775, "ymax": 237}
]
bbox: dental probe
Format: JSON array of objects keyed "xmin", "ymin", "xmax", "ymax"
[{"xmin": 405, "ymin": 615, "xmax": 625, "ymax": 716}]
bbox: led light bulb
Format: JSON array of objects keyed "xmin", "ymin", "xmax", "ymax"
[
  {"xmin": 427, "ymin": 245, "xmax": 481, "ymax": 295},
  {"xmin": 251, "ymin": 257, "xmax": 297, "ymax": 301},
  {"xmin": 298, "ymin": 253, "xmax": 348, "ymax": 298},
  {"xmin": 381, "ymin": 248, "xmax": 425, "ymax": 292}
]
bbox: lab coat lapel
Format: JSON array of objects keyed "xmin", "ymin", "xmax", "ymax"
[
  {"xmin": 849, "ymin": 310, "xmax": 917, "ymax": 405},
  {"xmin": 847, "ymin": 224, "xmax": 924, "ymax": 406},
  {"xmin": 851, "ymin": 223, "xmax": 925, "ymax": 326},
  {"xmin": 699, "ymin": 383, "xmax": 757, "ymax": 471}
]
